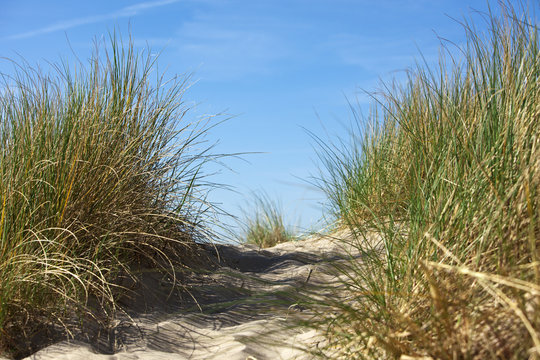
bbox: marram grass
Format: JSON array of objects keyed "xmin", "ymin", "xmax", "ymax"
[
  {"xmin": 240, "ymin": 192, "xmax": 294, "ymax": 248},
  {"xmin": 311, "ymin": 2, "xmax": 539, "ymax": 359},
  {"xmin": 0, "ymin": 36, "xmax": 216, "ymax": 356}
]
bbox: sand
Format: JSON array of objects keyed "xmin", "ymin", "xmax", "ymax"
[{"xmin": 22, "ymin": 231, "xmax": 362, "ymax": 360}]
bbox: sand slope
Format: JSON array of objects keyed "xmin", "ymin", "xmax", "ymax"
[{"xmin": 25, "ymin": 232, "xmax": 359, "ymax": 360}]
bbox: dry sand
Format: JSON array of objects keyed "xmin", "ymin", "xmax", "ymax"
[{"xmin": 22, "ymin": 231, "xmax": 362, "ymax": 360}]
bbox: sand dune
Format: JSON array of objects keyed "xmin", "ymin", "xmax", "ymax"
[{"xmin": 25, "ymin": 232, "xmax": 360, "ymax": 360}]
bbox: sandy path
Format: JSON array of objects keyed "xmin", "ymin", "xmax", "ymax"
[{"xmin": 24, "ymin": 232, "xmax": 359, "ymax": 360}]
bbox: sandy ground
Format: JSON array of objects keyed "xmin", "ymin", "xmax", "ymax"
[{"xmin": 22, "ymin": 231, "xmax": 361, "ymax": 360}]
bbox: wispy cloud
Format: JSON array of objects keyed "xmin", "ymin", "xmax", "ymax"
[
  {"xmin": 171, "ymin": 13, "xmax": 291, "ymax": 81},
  {"xmin": 322, "ymin": 33, "xmax": 439, "ymax": 75},
  {"xmin": 5, "ymin": 0, "xmax": 179, "ymax": 40}
]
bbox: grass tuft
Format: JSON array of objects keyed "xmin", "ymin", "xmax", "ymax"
[
  {"xmin": 0, "ymin": 34, "xmax": 217, "ymax": 357},
  {"xmin": 240, "ymin": 192, "xmax": 295, "ymax": 248},
  {"xmin": 311, "ymin": 2, "xmax": 540, "ymax": 359}
]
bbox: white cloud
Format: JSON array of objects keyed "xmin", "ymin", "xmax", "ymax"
[{"xmin": 5, "ymin": 0, "xmax": 180, "ymax": 40}]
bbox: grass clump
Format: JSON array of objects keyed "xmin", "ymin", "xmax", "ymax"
[
  {"xmin": 240, "ymin": 193, "xmax": 295, "ymax": 248},
  {"xmin": 0, "ymin": 36, "xmax": 215, "ymax": 356},
  {"xmin": 312, "ymin": 2, "xmax": 540, "ymax": 359}
]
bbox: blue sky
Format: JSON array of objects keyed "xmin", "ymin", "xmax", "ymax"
[{"xmin": 0, "ymin": 0, "xmax": 530, "ymax": 237}]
